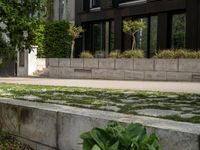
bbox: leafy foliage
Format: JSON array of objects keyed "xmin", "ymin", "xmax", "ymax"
[
  {"xmin": 123, "ymin": 20, "xmax": 145, "ymax": 50},
  {"xmin": 122, "ymin": 50, "xmax": 144, "ymax": 58},
  {"xmin": 109, "ymin": 50, "xmax": 121, "ymax": 58},
  {"xmin": 0, "ymin": 0, "xmax": 47, "ymax": 62},
  {"xmin": 69, "ymin": 24, "xmax": 84, "ymax": 58},
  {"xmin": 80, "ymin": 51, "xmax": 94, "ymax": 58},
  {"xmin": 43, "ymin": 21, "xmax": 72, "ymax": 58},
  {"xmin": 155, "ymin": 49, "xmax": 200, "ymax": 59},
  {"xmin": 33, "ymin": 22, "xmax": 45, "ymax": 58},
  {"xmin": 80, "ymin": 122, "xmax": 161, "ymax": 150}
]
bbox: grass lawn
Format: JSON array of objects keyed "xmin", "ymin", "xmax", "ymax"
[{"xmin": 0, "ymin": 83, "xmax": 199, "ymax": 124}]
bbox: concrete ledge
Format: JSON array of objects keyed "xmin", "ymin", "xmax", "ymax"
[
  {"xmin": 115, "ymin": 59, "xmax": 134, "ymax": 70},
  {"xmin": 45, "ymin": 58, "xmax": 200, "ymax": 82},
  {"xmin": 83, "ymin": 59, "xmax": 99, "ymax": 69},
  {"xmin": 49, "ymin": 58, "xmax": 59, "ymax": 67},
  {"xmin": 59, "ymin": 59, "xmax": 71, "ymax": 67},
  {"xmin": 98, "ymin": 59, "xmax": 115, "ymax": 69},
  {"xmin": 167, "ymin": 72, "xmax": 192, "ymax": 81},
  {"xmin": 145, "ymin": 71, "xmax": 166, "ymax": 81},
  {"xmin": 155, "ymin": 59, "xmax": 178, "ymax": 72},
  {"xmin": 134, "ymin": 59, "xmax": 154, "ymax": 71},
  {"xmin": 179, "ymin": 59, "xmax": 200, "ymax": 73},
  {"xmin": 37, "ymin": 59, "xmax": 47, "ymax": 71},
  {"xmin": 71, "ymin": 59, "xmax": 84, "ymax": 68},
  {"xmin": 124, "ymin": 71, "xmax": 145, "ymax": 80},
  {"xmin": 0, "ymin": 99, "xmax": 200, "ymax": 150},
  {"xmin": 92, "ymin": 69, "xmax": 124, "ymax": 79}
]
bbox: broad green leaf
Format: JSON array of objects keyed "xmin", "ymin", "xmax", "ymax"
[
  {"xmin": 91, "ymin": 145, "xmax": 102, "ymax": 150},
  {"xmin": 108, "ymin": 141, "xmax": 119, "ymax": 150}
]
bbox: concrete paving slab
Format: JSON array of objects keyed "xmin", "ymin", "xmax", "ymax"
[{"xmin": 0, "ymin": 77, "xmax": 200, "ymax": 94}]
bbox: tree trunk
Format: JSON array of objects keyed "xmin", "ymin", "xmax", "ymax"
[
  {"xmin": 70, "ymin": 40, "xmax": 75, "ymax": 58},
  {"xmin": 131, "ymin": 34, "xmax": 136, "ymax": 50}
]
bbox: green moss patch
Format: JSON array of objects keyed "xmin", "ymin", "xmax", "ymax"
[{"xmin": 0, "ymin": 83, "xmax": 200, "ymax": 124}]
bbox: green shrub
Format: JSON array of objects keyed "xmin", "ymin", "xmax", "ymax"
[
  {"xmin": 34, "ymin": 22, "xmax": 45, "ymax": 58},
  {"xmin": 109, "ymin": 50, "xmax": 121, "ymax": 58},
  {"xmin": 155, "ymin": 50, "xmax": 175, "ymax": 59},
  {"xmin": 155, "ymin": 49, "xmax": 200, "ymax": 59},
  {"xmin": 80, "ymin": 122, "xmax": 161, "ymax": 150},
  {"xmin": 187, "ymin": 51, "xmax": 199, "ymax": 59},
  {"xmin": 43, "ymin": 21, "xmax": 72, "ymax": 58},
  {"xmin": 174, "ymin": 49, "xmax": 190, "ymax": 58},
  {"xmin": 122, "ymin": 49, "xmax": 144, "ymax": 58},
  {"xmin": 80, "ymin": 51, "xmax": 93, "ymax": 58},
  {"xmin": 196, "ymin": 51, "xmax": 200, "ymax": 58}
]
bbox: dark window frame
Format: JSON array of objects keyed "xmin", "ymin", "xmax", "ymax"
[
  {"xmin": 83, "ymin": 20, "xmax": 115, "ymax": 54},
  {"xmin": 91, "ymin": 0, "xmax": 100, "ymax": 8},
  {"xmin": 119, "ymin": 0, "xmax": 139, "ymax": 3}
]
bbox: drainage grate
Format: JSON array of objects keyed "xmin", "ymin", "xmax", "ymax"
[
  {"xmin": 74, "ymin": 69, "xmax": 92, "ymax": 73},
  {"xmin": 192, "ymin": 74, "xmax": 200, "ymax": 81}
]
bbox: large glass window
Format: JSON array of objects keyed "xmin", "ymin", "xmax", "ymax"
[
  {"xmin": 135, "ymin": 18, "xmax": 148, "ymax": 55},
  {"xmin": 110, "ymin": 21, "xmax": 115, "ymax": 51},
  {"xmin": 84, "ymin": 21, "xmax": 115, "ymax": 57},
  {"xmin": 59, "ymin": 0, "xmax": 68, "ymax": 20},
  {"xmin": 171, "ymin": 13, "xmax": 186, "ymax": 49},
  {"xmin": 93, "ymin": 23, "xmax": 103, "ymax": 51},
  {"xmin": 90, "ymin": 0, "xmax": 100, "ymax": 8},
  {"xmin": 123, "ymin": 16, "xmax": 158, "ymax": 57},
  {"xmin": 150, "ymin": 16, "xmax": 158, "ymax": 57}
]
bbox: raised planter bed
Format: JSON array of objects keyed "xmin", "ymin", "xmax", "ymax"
[
  {"xmin": 46, "ymin": 58, "xmax": 200, "ymax": 81},
  {"xmin": 0, "ymin": 98, "xmax": 200, "ymax": 150}
]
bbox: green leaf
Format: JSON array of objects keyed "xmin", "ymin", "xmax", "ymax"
[
  {"xmin": 91, "ymin": 145, "xmax": 102, "ymax": 150},
  {"xmin": 108, "ymin": 141, "xmax": 119, "ymax": 150}
]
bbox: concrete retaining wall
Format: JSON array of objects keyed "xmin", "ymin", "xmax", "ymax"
[
  {"xmin": 46, "ymin": 58, "xmax": 200, "ymax": 81},
  {"xmin": 0, "ymin": 98, "xmax": 200, "ymax": 150},
  {"xmin": 37, "ymin": 58, "xmax": 48, "ymax": 71}
]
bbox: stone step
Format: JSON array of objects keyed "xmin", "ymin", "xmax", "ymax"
[{"xmin": 33, "ymin": 68, "xmax": 49, "ymax": 77}]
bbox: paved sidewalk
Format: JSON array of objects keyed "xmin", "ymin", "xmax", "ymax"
[{"xmin": 0, "ymin": 77, "xmax": 200, "ymax": 93}]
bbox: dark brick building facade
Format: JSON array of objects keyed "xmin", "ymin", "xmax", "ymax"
[{"xmin": 75, "ymin": 0, "xmax": 200, "ymax": 57}]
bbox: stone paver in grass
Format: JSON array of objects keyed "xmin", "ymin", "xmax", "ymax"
[
  {"xmin": 135, "ymin": 109, "xmax": 182, "ymax": 117},
  {"xmin": 0, "ymin": 83, "xmax": 200, "ymax": 124},
  {"xmin": 180, "ymin": 114, "xmax": 197, "ymax": 118},
  {"xmin": 22, "ymin": 95, "xmax": 41, "ymax": 101},
  {"xmin": 99, "ymin": 105, "xmax": 121, "ymax": 111}
]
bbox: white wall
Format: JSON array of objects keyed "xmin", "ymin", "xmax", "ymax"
[
  {"xmin": 17, "ymin": 47, "xmax": 38, "ymax": 77},
  {"xmin": 28, "ymin": 46, "xmax": 37, "ymax": 76}
]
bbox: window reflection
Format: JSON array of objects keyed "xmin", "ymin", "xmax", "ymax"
[
  {"xmin": 135, "ymin": 18, "xmax": 148, "ymax": 56},
  {"xmin": 171, "ymin": 14, "xmax": 186, "ymax": 49},
  {"xmin": 84, "ymin": 21, "xmax": 115, "ymax": 57},
  {"xmin": 123, "ymin": 16, "xmax": 158, "ymax": 57},
  {"xmin": 150, "ymin": 16, "xmax": 158, "ymax": 57}
]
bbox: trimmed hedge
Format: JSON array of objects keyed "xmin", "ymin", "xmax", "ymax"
[
  {"xmin": 43, "ymin": 21, "xmax": 72, "ymax": 58},
  {"xmin": 34, "ymin": 22, "xmax": 45, "ymax": 58},
  {"xmin": 34, "ymin": 21, "xmax": 72, "ymax": 58}
]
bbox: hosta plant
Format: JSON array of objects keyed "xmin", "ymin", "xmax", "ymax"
[{"xmin": 80, "ymin": 122, "xmax": 161, "ymax": 150}]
